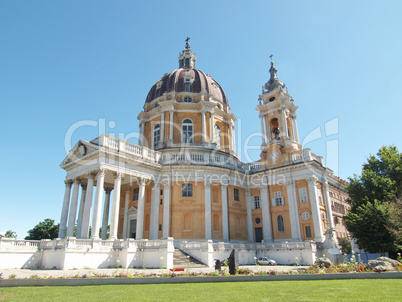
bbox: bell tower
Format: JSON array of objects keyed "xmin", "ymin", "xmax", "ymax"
[{"xmin": 257, "ymin": 57, "xmax": 301, "ymax": 163}]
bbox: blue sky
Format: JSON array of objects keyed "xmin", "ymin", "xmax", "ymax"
[{"xmin": 1, "ymin": 0, "xmax": 401, "ymax": 238}]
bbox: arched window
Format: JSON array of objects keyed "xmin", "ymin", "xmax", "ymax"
[
  {"xmin": 214, "ymin": 123, "xmax": 221, "ymax": 149},
  {"xmin": 182, "ymin": 119, "xmax": 193, "ymax": 143},
  {"xmin": 277, "ymin": 215, "xmax": 284, "ymax": 232},
  {"xmin": 271, "ymin": 118, "xmax": 280, "ymax": 140},
  {"xmin": 153, "ymin": 124, "xmax": 160, "ymax": 149}
]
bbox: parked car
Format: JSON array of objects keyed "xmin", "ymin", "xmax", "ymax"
[{"xmin": 257, "ymin": 257, "xmax": 276, "ymax": 265}]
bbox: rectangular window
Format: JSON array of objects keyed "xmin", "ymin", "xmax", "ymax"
[
  {"xmin": 299, "ymin": 188, "xmax": 308, "ymax": 203},
  {"xmin": 159, "ymin": 224, "xmax": 162, "ymax": 231},
  {"xmin": 305, "ymin": 226, "xmax": 312, "ymax": 238},
  {"xmin": 133, "ymin": 188, "xmax": 139, "ymax": 201},
  {"xmin": 273, "ymin": 191, "xmax": 284, "ymax": 206},
  {"xmin": 160, "ymin": 189, "xmax": 163, "ymax": 196},
  {"xmin": 182, "ymin": 183, "xmax": 193, "ymax": 197},
  {"xmin": 254, "ymin": 196, "xmax": 260, "ymax": 209},
  {"xmin": 160, "ymin": 199, "xmax": 163, "ymax": 205},
  {"xmin": 234, "ymin": 188, "xmax": 240, "ymax": 201}
]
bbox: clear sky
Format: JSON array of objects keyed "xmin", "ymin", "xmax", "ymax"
[{"xmin": 1, "ymin": 0, "xmax": 401, "ymax": 239}]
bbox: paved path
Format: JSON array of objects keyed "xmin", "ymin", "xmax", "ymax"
[{"xmin": 0, "ymin": 266, "xmax": 309, "ymax": 279}]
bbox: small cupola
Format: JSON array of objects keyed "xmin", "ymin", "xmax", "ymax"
[
  {"xmin": 178, "ymin": 37, "xmax": 197, "ymax": 69},
  {"xmin": 264, "ymin": 56, "xmax": 285, "ymax": 93}
]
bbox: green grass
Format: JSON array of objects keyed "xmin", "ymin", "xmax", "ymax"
[{"xmin": 0, "ymin": 280, "xmax": 401, "ymax": 301}]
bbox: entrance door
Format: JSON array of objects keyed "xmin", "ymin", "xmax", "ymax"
[
  {"xmin": 129, "ymin": 219, "xmax": 137, "ymax": 239},
  {"xmin": 255, "ymin": 227, "xmax": 262, "ymax": 243}
]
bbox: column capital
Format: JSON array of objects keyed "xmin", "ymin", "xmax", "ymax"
[
  {"xmin": 161, "ymin": 179, "xmax": 170, "ymax": 187},
  {"xmin": 98, "ymin": 168, "xmax": 107, "ymax": 177},
  {"xmin": 72, "ymin": 178, "xmax": 81, "ymax": 184},
  {"xmin": 246, "ymin": 188, "xmax": 251, "ymax": 196},
  {"xmin": 138, "ymin": 178, "xmax": 149, "ymax": 186},
  {"xmin": 221, "ymin": 182, "xmax": 228, "ymax": 189},
  {"xmin": 260, "ymin": 186, "xmax": 268, "ymax": 193},
  {"xmin": 80, "ymin": 183, "xmax": 87, "ymax": 190},
  {"xmin": 307, "ymin": 175, "xmax": 318, "ymax": 185},
  {"xmin": 87, "ymin": 172, "xmax": 96, "ymax": 180},
  {"xmin": 114, "ymin": 172, "xmax": 123, "ymax": 180},
  {"xmin": 204, "ymin": 180, "xmax": 211, "ymax": 189},
  {"xmin": 104, "ymin": 187, "xmax": 113, "ymax": 194},
  {"xmin": 64, "ymin": 179, "xmax": 73, "ymax": 186}
]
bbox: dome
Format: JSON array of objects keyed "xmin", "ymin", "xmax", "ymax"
[
  {"xmin": 144, "ymin": 39, "xmax": 228, "ymax": 110},
  {"xmin": 145, "ymin": 68, "xmax": 228, "ymax": 105}
]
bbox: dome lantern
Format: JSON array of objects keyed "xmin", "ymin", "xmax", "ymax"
[{"xmin": 178, "ymin": 37, "xmax": 197, "ymax": 69}]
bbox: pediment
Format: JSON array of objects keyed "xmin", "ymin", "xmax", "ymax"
[
  {"xmin": 60, "ymin": 140, "xmax": 99, "ymax": 168},
  {"xmin": 127, "ymin": 206, "xmax": 137, "ymax": 214}
]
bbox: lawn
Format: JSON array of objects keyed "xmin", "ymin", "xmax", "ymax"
[{"xmin": 0, "ymin": 279, "xmax": 401, "ymax": 301}]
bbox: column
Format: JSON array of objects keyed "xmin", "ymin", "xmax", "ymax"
[
  {"xmin": 246, "ymin": 189, "xmax": 254, "ymax": 242},
  {"xmin": 293, "ymin": 115, "xmax": 299, "ymax": 144},
  {"xmin": 162, "ymin": 181, "xmax": 170, "ymax": 238},
  {"xmin": 135, "ymin": 179, "xmax": 146, "ymax": 239},
  {"xmin": 210, "ymin": 111, "xmax": 215, "ymax": 143},
  {"xmin": 101, "ymin": 188, "xmax": 112, "ymax": 240},
  {"xmin": 67, "ymin": 179, "xmax": 80, "ymax": 237},
  {"xmin": 204, "ymin": 181, "xmax": 212, "ymax": 239},
  {"xmin": 229, "ymin": 124, "xmax": 233, "ymax": 151},
  {"xmin": 323, "ymin": 179, "xmax": 335, "ymax": 229},
  {"xmin": 260, "ymin": 186, "xmax": 272, "ymax": 242},
  {"xmin": 260, "ymin": 114, "xmax": 266, "ymax": 145},
  {"xmin": 160, "ymin": 111, "xmax": 165, "ymax": 143},
  {"xmin": 308, "ymin": 176, "xmax": 325, "ymax": 242},
  {"xmin": 91, "ymin": 168, "xmax": 106, "ymax": 239},
  {"xmin": 81, "ymin": 173, "xmax": 95, "ymax": 239},
  {"xmin": 286, "ymin": 180, "xmax": 302, "ymax": 241},
  {"xmin": 76, "ymin": 183, "xmax": 87, "ymax": 239},
  {"xmin": 169, "ymin": 110, "xmax": 174, "ymax": 141},
  {"xmin": 109, "ymin": 173, "xmax": 122, "ymax": 240},
  {"xmin": 221, "ymin": 184, "xmax": 229, "ymax": 241},
  {"xmin": 139, "ymin": 122, "xmax": 144, "ymax": 146},
  {"xmin": 122, "ymin": 189, "xmax": 130, "ymax": 239},
  {"xmin": 281, "ymin": 107, "xmax": 288, "ymax": 138},
  {"xmin": 201, "ymin": 110, "xmax": 206, "ymax": 143},
  {"xmin": 58, "ymin": 180, "xmax": 72, "ymax": 239},
  {"xmin": 149, "ymin": 182, "xmax": 160, "ymax": 239}
]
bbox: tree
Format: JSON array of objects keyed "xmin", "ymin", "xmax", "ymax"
[
  {"xmin": 0, "ymin": 230, "xmax": 17, "ymax": 239},
  {"xmin": 387, "ymin": 198, "xmax": 402, "ymax": 248},
  {"xmin": 345, "ymin": 145, "xmax": 402, "ymax": 253},
  {"xmin": 25, "ymin": 219, "xmax": 59, "ymax": 240},
  {"xmin": 338, "ymin": 237, "xmax": 352, "ymax": 255}
]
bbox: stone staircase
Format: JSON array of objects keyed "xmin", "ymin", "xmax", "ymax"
[{"xmin": 173, "ymin": 249, "xmax": 207, "ymax": 268}]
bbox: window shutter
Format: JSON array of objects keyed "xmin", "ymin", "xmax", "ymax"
[
  {"xmin": 281, "ymin": 197, "xmax": 285, "ymax": 205},
  {"xmin": 272, "ymin": 198, "xmax": 276, "ymax": 206}
]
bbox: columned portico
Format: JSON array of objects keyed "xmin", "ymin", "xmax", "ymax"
[
  {"xmin": 58, "ymin": 180, "xmax": 72, "ymax": 239},
  {"xmin": 109, "ymin": 173, "xmax": 122, "ymax": 240},
  {"xmin": 101, "ymin": 188, "xmax": 112, "ymax": 240},
  {"xmin": 67, "ymin": 179, "xmax": 80, "ymax": 237},
  {"xmin": 81, "ymin": 173, "xmax": 95, "ymax": 239},
  {"xmin": 76, "ymin": 183, "xmax": 87, "ymax": 238},
  {"xmin": 308, "ymin": 176, "xmax": 325, "ymax": 242},
  {"xmin": 91, "ymin": 168, "xmax": 106, "ymax": 239},
  {"xmin": 122, "ymin": 189, "xmax": 130, "ymax": 239},
  {"xmin": 135, "ymin": 179, "xmax": 146, "ymax": 239}
]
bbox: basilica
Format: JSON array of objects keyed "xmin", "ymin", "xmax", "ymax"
[{"xmin": 0, "ymin": 41, "xmax": 350, "ymax": 270}]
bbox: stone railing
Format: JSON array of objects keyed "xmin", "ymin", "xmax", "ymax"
[
  {"xmin": 213, "ymin": 241, "xmax": 316, "ymax": 251},
  {"xmin": 160, "ymin": 151, "xmax": 244, "ymax": 171},
  {"xmin": 0, "ymin": 238, "xmax": 40, "ymax": 248},
  {"xmin": 93, "ymin": 134, "xmax": 161, "ymax": 164}
]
